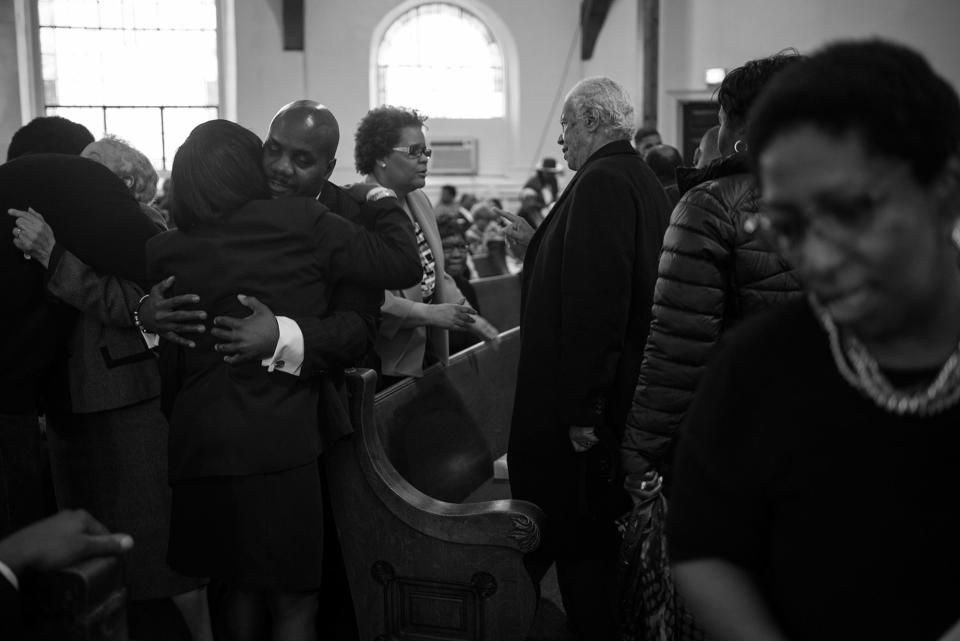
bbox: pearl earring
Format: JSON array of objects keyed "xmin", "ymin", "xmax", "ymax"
[{"xmin": 379, "ymin": 162, "xmax": 387, "ymax": 168}]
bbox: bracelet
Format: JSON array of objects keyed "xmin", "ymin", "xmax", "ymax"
[{"xmin": 132, "ymin": 293, "xmax": 151, "ymax": 334}]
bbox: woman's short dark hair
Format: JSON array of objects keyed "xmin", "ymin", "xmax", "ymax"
[
  {"xmin": 717, "ymin": 49, "xmax": 803, "ymax": 127},
  {"xmin": 354, "ymin": 106, "xmax": 427, "ymax": 175},
  {"xmin": 170, "ymin": 120, "xmax": 269, "ymax": 230},
  {"xmin": 748, "ymin": 39, "xmax": 960, "ymax": 186},
  {"xmin": 7, "ymin": 116, "xmax": 94, "ymax": 160},
  {"xmin": 437, "ymin": 218, "xmax": 466, "ymax": 243}
]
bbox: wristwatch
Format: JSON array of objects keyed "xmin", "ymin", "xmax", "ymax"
[{"xmin": 366, "ymin": 186, "xmax": 397, "ymax": 202}]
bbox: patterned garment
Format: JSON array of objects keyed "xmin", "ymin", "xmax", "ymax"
[{"xmin": 412, "ymin": 219, "xmax": 436, "ymax": 303}]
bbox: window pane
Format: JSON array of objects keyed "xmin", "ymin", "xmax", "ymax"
[
  {"xmin": 45, "ymin": 106, "xmax": 105, "ymax": 139},
  {"xmin": 104, "ymin": 107, "xmax": 164, "ymax": 169},
  {"xmin": 163, "ymin": 107, "xmax": 219, "ymax": 171},
  {"xmin": 38, "ymin": 0, "xmax": 219, "ymax": 171},
  {"xmin": 377, "ymin": 2, "xmax": 505, "ymax": 119}
]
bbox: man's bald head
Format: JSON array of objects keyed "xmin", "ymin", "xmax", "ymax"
[{"xmin": 263, "ymin": 100, "xmax": 340, "ymax": 198}]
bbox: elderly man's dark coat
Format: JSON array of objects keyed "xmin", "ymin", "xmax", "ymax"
[{"xmin": 508, "ymin": 140, "xmax": 671, "ymax": 558}]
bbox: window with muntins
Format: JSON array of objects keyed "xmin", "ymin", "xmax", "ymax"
[
  {"xmin": 377, "ymin": 2, "xmax": 505, "ymax": 119},
  {"xmin": 38, "ymin": 0, "xmax": 219, "ymax": 170}
]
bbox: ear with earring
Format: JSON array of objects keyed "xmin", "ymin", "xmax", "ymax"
[
  {"xmin": 379, "ymin": 161, "xmax": 387, "ymax": 168},
  {"xmin": 734, "ymin": 140, "xmax": 748, "ymax": 154}
]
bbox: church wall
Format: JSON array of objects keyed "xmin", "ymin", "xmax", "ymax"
[{"xmin": 658, "ymin": 0, "xmax": 960, "ymax": 148}]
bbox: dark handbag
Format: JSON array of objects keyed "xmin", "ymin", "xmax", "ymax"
[{"xmin": 616, "ymin": 480, "xmax": 705, "ymax": 641}]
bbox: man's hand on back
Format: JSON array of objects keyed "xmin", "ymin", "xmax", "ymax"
[
  {"xmin": 211, "ymin": 295, "xmax": 279, "ymax": 364},
  {"xmin": 139, "ymin": 275, "xmax": 207, "ymax": 348}
]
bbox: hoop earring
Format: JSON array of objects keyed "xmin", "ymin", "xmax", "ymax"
[{"xmin": 734, "ymin": 140, "xmax": 747, "ymax": 154}]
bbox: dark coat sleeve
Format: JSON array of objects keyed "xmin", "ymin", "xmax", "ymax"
[
  {"xmin": 296, "ymin": 284, "xmax": 382, "ymax": 378},
  {"xmin": 328, "ymin": 198, "xmax": 422, "ymax": 290},
  {"xmin": 0, "ymin": 570, "xmax": 23, "ymax": 639},
  {"xmin": 556, "ymin": 168, "xmax": 639, "ymax": 427},
  {"xmin": 620, "ymin": 183, "xmax": 736, "ymax": 479},
  {"xmin": 292, "ymin": 198, "xmax": 396, "ymax": 377}
]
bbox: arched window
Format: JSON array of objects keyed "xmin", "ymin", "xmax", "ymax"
[{"xmin": 376, "ymin": 3, "xmax": 505, "ymax": 119}]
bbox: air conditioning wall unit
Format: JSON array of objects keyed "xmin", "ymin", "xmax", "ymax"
[{"xmin": 430, "ymin": 137, "xmax": 479, "ymax": 175}]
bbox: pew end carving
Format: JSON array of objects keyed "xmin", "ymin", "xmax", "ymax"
[{"xmin": 327, "ymin": 328, "xmax": 544, "ymax": 641}]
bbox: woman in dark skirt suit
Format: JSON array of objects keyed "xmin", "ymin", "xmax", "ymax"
[{"xmin": 146, "ymin": 119, "xmax": 415, "ymax": 640}]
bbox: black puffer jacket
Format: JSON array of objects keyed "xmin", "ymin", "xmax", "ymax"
[{"xmin": 620, "ymin": 154, "xmax": 802, "ymax": 483}]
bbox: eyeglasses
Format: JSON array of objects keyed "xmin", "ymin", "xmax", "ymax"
[
  {"xmin": 745, "ymin": 164, "xmax": 908, "ymax": 254},
  {"xmin": 391, "ymin": 144, "xmax": 432, "ymax": 158},
  {"xmin": 442, "ymin": 242, "xmax": 468, "ymax": 254}
]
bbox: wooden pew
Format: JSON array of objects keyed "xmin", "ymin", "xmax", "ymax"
[
  {"xmin": 326, "ymin": 328, "xmax": 544, "ymax": 641},
  {"xmin": 471, "ymin": 273, "xmax": 521, "ymax": 332}
]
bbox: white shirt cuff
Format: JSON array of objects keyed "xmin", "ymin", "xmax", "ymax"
[
  {"xmin": 0, "ymin": 560, "xmax": 19, "ymax": 590},
  {"xmin": 141, "ymin": 331, "xmax": 160, "ymax": 350},
  {"xmin": 260, "ymin": 316, "xmax": 304, "ymax": 376}
]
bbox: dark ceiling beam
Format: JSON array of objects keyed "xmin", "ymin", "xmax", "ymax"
[{"xmin": 580, "ymin": 0, "xmax": 615, "ymax": 60}]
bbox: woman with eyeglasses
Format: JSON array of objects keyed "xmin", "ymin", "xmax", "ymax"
[
  {"xmin": 353, "ymin": 106, "xmax": 480, "ymax": 387},
  {"xmin": 620, "ymin": 52, "xmax": 803, "ymax": 497},
  {"xmin": 668, "ymin": 40, "xmax": 960, "ymax": 641}
]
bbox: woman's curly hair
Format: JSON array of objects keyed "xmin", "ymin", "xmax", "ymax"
[{"xmin": 354, "ymin": 106, "xmax": 427, "ymax": 175}]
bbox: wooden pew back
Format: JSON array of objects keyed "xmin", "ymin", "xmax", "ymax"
[
  {"xmin": 471, "ymin": 273, "xmax": 521, "ymax": 332},
  {"xmin": 374, "ymin": 327, "xmax": 519, "ymax": 502},
  {"xmin": 325, "ymin": 327, "xmax": 543, "ymax": 641}
]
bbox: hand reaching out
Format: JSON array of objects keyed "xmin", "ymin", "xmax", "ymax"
[
  {"xmin": 495, "ymin": 208, "xmax": 535, "ymax": 259},
  {"xmin": 0, "ymin": 510, "xmax": 133, "ymax": 578},
  {"xmin": 426, "ymin": 302, "xmax": 478, "ymax": 331}
]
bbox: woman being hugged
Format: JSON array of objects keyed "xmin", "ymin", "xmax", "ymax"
[
  {"xmin": 669, "ymin": 40, "xmax": 960, "ymax": 641},
  {"xmin": 354, "ymin": 106, "xmax": 490, "ymax": 386},
  {"xmin": 148, "ymin": 119, "xmax": 411, "ymax": 641}
]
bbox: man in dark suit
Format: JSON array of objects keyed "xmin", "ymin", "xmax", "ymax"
[{"xmin": 506, "ymin": 77, "xmax": 671, "ymax": 640}]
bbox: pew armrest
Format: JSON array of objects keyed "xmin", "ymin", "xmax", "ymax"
[{"xmin": 345, "ymin": 367, "xmax": 544, "ymax": 554}]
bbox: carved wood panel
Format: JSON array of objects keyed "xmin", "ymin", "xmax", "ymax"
[{"xmin": 373, "ymin": 561, "xmax": 497, "ymax": 641}]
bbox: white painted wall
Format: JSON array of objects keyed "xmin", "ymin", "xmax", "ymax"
[
  {"xmin": 234, "ymin": 0, "xmax": 583, "ymax": 200},
  {"xmin": 5, "ymin": 0, "xmax": 958, "ymax": 191},
  {"xmin": 659, "ymin": 0, "xmax": 960, "ymax": 147},
  {"xmin": 0, "ymin": 2, "xmax": 21, "ymax": 161}
]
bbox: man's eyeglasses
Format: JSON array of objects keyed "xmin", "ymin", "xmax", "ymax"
[{"xmin": 392, "ymin": 144, "xmax": 432, "ymax": 158}]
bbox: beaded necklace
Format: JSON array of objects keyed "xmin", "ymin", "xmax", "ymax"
[{"xmin": 811, "ymin": 296, "xmax": 960, "ymax": 416}]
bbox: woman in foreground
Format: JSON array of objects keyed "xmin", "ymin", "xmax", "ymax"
[{"xmin": 667, "ymin": 39, "xmax": 960, "ymax": 641}]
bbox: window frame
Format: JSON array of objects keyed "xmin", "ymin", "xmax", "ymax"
[
  {"xmin": 14, "ymin": 0, "xmax": 236, "ymax": 169},
  {"xmin": 369, "ymin": 0, "xmax": 519, "ymax": 128}
]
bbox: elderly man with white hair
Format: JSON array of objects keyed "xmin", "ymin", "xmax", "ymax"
[{"xmin": 504, "ymin": 77, "xmax": 671, "ymax": 638}]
